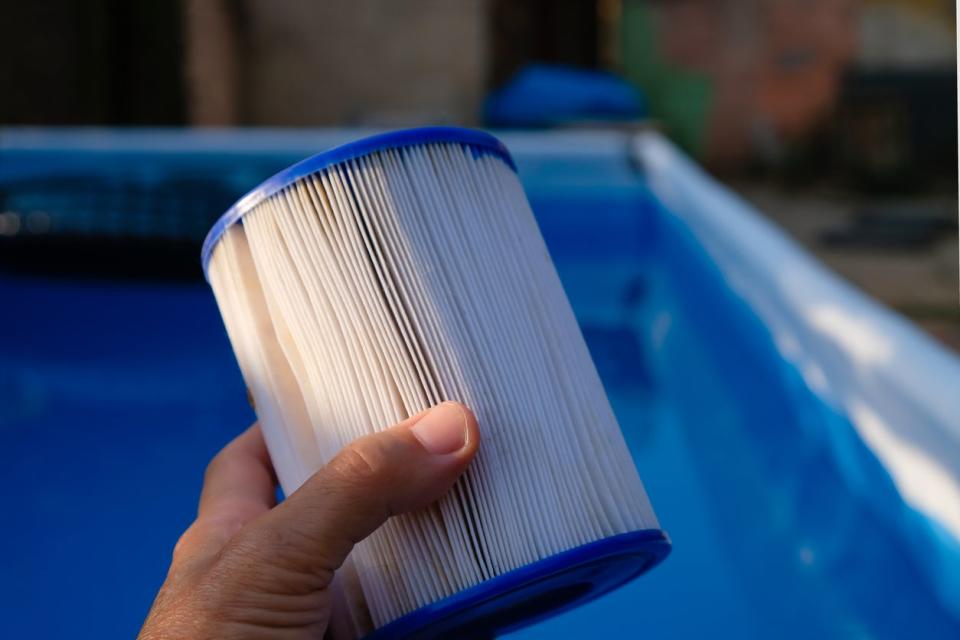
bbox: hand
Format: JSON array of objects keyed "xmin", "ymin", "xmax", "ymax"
[{"xmin": 139, "ymin": 402, "xmax": 479, "ymax": 639}]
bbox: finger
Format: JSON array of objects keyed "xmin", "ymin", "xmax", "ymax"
[
  {"xmin": 228, "ymin": 401, "xmax": 479, "ymax": 587},
  {"xmin": 198, "ymin": 423, "xmax": 277, "ymax": 519},
  {"xmin": 173, "ymin": 424, "xmax": 278, "ymax": 567}
]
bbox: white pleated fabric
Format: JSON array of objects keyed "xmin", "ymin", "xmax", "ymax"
[{"xmin": 207, "ymin": 141, "xmax": 658, "ymax": 634}]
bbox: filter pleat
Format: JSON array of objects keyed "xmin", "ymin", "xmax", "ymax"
[
  {"xmin": 432, "ymin": 144, "xmax": 603, "ymax": 543},
  {"xmin": 388, "ymin": 147, "xmax": 559, "ymax": 559},
  {"xmin": 354, "ymin": 155, "xmax": 518, "ymax": 579}
]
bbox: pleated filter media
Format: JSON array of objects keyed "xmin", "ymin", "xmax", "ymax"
[{"xmin": 202, "ymin": 128, "xmax": 669, "ymax": 638}]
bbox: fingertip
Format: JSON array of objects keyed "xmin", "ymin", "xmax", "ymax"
[
  {"xmin": 455, "ymin": 401, "xmax": 480, "ymax": 461},
  {"xmin": 409, "ymin": 401, "xmax": 470, "ymax": 455}
]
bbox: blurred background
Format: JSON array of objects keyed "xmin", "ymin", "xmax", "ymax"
[
  {"xmin": 1, "ymin": 0, "xmax": 957, "ymax": 348},
  {"xmin": 1, "ymin": 1, "xmax": 959, "ymax": 639}
]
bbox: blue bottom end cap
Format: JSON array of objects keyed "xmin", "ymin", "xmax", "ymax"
[{"xmin": 365, "ymin": 528, "xmax": 671, "ymax": 639}]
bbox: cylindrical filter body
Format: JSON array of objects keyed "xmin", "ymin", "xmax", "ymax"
[{"xmin": 203, "ymin": 128, "xmax": 669, "ymax": 637}]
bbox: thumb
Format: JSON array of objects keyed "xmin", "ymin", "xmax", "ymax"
[{"xmin": 223, "ymin": 401, "xmax": 479, "ymax": 588}]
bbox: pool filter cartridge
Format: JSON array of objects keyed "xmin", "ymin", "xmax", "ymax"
[{"xmin": 202, "ymin": 127, "xmax": 669, "ymax": 638}]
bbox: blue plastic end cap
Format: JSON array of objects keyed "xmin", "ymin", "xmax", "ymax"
[
  {"xmin": 364, "ymin": 528, "xmax": 671, "ymax": 639},
  {"xmin": 200, "ymin": 126, "xmax": 516, "ymax": 280}
]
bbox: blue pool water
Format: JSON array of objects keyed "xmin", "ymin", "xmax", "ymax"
[
  {"xmin": 514, "ymin": 187, "xmax": 959, "ymax": 639},
  {"xmin": 1, "ymin": 132, "xmax": 957, "ymax": 638}
]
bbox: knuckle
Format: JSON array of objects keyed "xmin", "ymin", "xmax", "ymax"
[
  {"xmin": 171, "ymin": 521, "xmax": 209, "ymax": 564},
  {"xmin": 172, "ymin": 526, "xmax": 195, "ymax": 560},
  {"xmin": 328, "ymin": 440, "xmax": 386, "ymax": 484},
  {"xmin": 203, "ymin": 453, "xmax": 225, "ymax": 483}
]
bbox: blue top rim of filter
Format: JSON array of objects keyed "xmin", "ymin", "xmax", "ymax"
[{"xmin": 200, "ymin": 126, "xmax": 516, "ymax": 277}]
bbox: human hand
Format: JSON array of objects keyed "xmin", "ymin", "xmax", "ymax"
[{"xmin": 139, "ymin": 402, "xmax": 479, "ymax": 639}]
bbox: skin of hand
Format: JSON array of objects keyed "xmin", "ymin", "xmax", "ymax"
[{"xmin": 138, "ymin": 401, "xmax": 479, "ymax": 639}]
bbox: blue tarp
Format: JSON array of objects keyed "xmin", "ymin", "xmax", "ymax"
[{"xmin": 484, "ymin": 65, "xmax": 646, "ymax": 127}]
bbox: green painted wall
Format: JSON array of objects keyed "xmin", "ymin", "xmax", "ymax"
[{"xmin": 620, "ymin": 2, "xmax": 713, "ymax": 157}]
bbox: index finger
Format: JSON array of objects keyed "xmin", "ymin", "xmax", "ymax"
[
  {"xmin": 173, "ymin": 424, "xmax": 278, "ymax": 568},
  {"xmin": 198, "ymin": 423, "xmax": 277, "ymax": 521}
]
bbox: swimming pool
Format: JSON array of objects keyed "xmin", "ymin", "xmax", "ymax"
[{"xmin": 1, "ymin": 129, "xmax": 957, "ymax": 638}]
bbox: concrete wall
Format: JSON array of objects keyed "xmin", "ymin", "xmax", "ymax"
[{"xmin": 184, "ymin": 0, "xmax": 488, "ymax": 126}]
